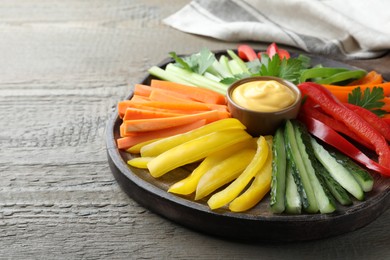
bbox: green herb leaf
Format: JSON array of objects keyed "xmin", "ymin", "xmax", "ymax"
[
  {"xmin": 169, "ymin": 48, "xmax": 216, "ymax": 75},
  {"xmin": 220, "ymin": 77, "xmax": 239, "ymax": 85},
  {"xmin": 219, "ymin": 73, "xmax": 249, "ymax": 85},
  {"xmin": 197, "ymin": 48, "xmax": 216, "ymax": 75},
  {"xmin": 248, "ymin": 53, "xmax": 311, "ymax": 84},
  {"xmin": 348, "ymin": 86, "xmax": 386, "ymax": 116},
  {"xmin": 279, "ymin": 58, "xmax": 303, "ymax": 83},
  {"xmin": 169, "ymin": 52, "xmax": 192, "ymax": 71}
]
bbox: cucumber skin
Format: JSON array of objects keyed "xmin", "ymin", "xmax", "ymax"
[
  {"xmin": 296, "ymin": 122, "xmax": 351, "ymax": 206},
  {"xmin": 270, "ymin": 127, "xmax": 287, "ymax": 213},
  {"xmin": 284, "ymin": 120, "xmax": 316, "ymax": 212},
  {"xmin": 328, "ymin": 150, "xmax": 374, "ymax": 192},
  {"xmin": 285, "ymin": 160, "xmax": 302, "ymax": 214},
  {"xmin": 293, "ymin": 121, "xmax": 335, "ymax": 213},
  {"xmin": 310, "ymin": 137, "xmax": 364, "ymax": 201}
]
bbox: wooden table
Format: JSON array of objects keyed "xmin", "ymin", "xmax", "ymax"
[{"xmin": 1, "ymin": 1, "xmax": 389, "ymax": 258}]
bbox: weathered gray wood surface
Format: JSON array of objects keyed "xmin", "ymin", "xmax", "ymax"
[{"xmin": 0, "ymin": 0, "xmax": 389, "ymax": 259}]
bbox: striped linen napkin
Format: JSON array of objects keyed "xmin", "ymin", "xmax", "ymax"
[{"xmin": 164, "ymin": 0, "xmax": 390, "ymax": 59}]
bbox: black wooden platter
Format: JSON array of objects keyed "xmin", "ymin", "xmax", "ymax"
[{"xmin": 106, "ymin": 51, "xmax": 390, "ymax": 242}]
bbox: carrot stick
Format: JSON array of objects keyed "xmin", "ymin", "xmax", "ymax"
[
  {"xmin": 130, "ymin": 95, "xmax": 150, "ymax": 103},
  {"xmin": 120, "ymin": 123, "xmax": 126, "ymax": 137},
  {"xmin": 122, "ymin": 110, "xmax": 223, "ymax": 133},
  {"xmin": 149, "ymin": 89, "xmax": 228, "ymax": 112},
  {"xmin": 134, "ymin": 84, "xmax": 152, "ymax": 97},
  {"xmin": 150, "ymin": 79, "xmax": 227, "ymax": 105},
  {"xmin": 118, "ymin": 100, "xmax": 213, "ymax": 118},
  {"xmin": 117, "ymin": 119, "xmax": 207, "ymax": 150},
  {"xmin": 322, "ymin": 82, "xmax": 390, "ymax": 96},
  {"xmin": 118, "ymin": 101, "xmax": 205, "ymax": 117},
  {"xmin": 123, "ymin": 107, "xmax": 183, "ymax": 121},
  {"xmin": 347, "ymin": 71, "xmax": 383, "ymax": 86},
  {"xmin": 326, "ymin": 90, "xmax": 390, "ymax": 112},
  {"xmin": 382, "ymin": 97, "xmax": 390, "ymax": 112},
  {"xmin": 326, "ymin": 90, "xmax": 349, "ymax": 103}
]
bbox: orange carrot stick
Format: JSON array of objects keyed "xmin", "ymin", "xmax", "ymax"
[
  {"xmin": 326, "ymin": 88, "xmax": 390, "ymax": 111},
  {"xmin": 150, "ymin": 79, "xmax": 227, "ymax": 105},
  {"xmin": 117, "ymin": 119, "xmax": 207, "ymax": 150},
  {"xmin": 123, "ymin": 107, "xmax": 183, "ymax": 121},
  {"xmin": 326, "ymin": 90, "xmax": 349, "ymax": 103},
  {"xmin": 122, "ymin": 110, "xmax": 223, "ymax": 133},
  {"xmin": 134, "ymin": 84, "xmax": 152, "ymax": 97},
  {"xmin": 322, "ymin": 82, "xmax": 390, "ymax": 96},
  {"xmin": 148, "ymin": 89, "xmax": 228, "ymax": 112},
  {"xmin": 130, "ymin": 95, "xmax": 150, "ymax": 103},
  {"xmin": 118, "ymin": 101, "xmax": 206, "ymax": 117},
  {"xmin": 347, "ymin": 71, "xmax": 383, "ymax": 86},
  {"xmin": 147, "ymin": 88, "xmax": 197, "ymax": 104},
  {"xmin": 120, "ymin": 123, "xmax": 126, "ymax": 137},
  {"xmin": 382, "ymin": 97, "xmax": 390, "ymax": 112},
  {"xmin": 118, "ymin": 100, "xmax": 216, "ymax": 118}
]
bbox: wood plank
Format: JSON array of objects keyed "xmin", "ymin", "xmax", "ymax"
[{"xmin": 0, "ymin": 0, "xmax": 389, "ymax": 258}]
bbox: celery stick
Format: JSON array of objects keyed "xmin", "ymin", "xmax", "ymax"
[
  {"xmin": 228, "ymin": 60, "xmax": 244, "ymax": 75},
  {"xmin": 165, "ymin": 64, "xmax": 228, "ymax": 94},
  {"xmin": 227, "ymin": 49, "xmax": 249, "ymax": 74},
  {"xmin": 148, "ymin": 66, "xmax": 195, "ymax": 86},
  {"xmin": 204, "ymin": 72, "xmax": 222, "ymax": 82},
  {"xmin": 219, "ymin": 55, "xmax": 233, "ymax": 75},
  {"xmin": 206, "ymin": 65, "xmax": 223, "ymax": 79},
  {"xmin": 212, "ymin": 60, "xmax": 233, "ymax": 78}
]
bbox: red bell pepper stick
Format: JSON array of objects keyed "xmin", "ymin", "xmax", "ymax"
[
  {"xmin": 237, "ymin": 44, "xmax": 258, "ymax": 61},
  {"xmin": 263, "ymin": 42, "xmax": 290, "ymax": 60},
  {"xmin": 343, "ymin": 103, "xmax": 390, "ymax": 142},
  {"xmin": 383, "ymin": 117, "xmax": 390, "ymax": 127},
  {"xmin": 276, "ymin": 48, "xmax": 290, "ymax": 60},
  {"xmin": 266, "ymin": 42, "xmax": 279, "ymax": 58},
  {"xmin": 298, "ymin": 82, "xmax": 390, "ymax": 168},
  {"xmin": 300, "ymin": 100, "xmax": 374, "ymax": 150},
  {"xmin": 300, "ymin": 115, "xmax": 390, "ymax": 177}
]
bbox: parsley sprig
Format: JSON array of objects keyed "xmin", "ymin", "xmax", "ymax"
[
  {"xmin": 169, "ymin": 48, "xmax": 216, "ymax": 75},
  {"xmin": 246, "ymin": 53, "xmax": 311, "ymax": 85},
  {"xmin": 348, "ymin": 87, "xmax": 386, "ymax": 116}
]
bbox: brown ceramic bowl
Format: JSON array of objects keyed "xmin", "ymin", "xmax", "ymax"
[{"xmin": 227, "ymin": 76, "xmax": 302, "ymax": 136}]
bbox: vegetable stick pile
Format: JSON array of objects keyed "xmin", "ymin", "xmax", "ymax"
[
  {"xmin": 127, "ymin": 118, "xmax": 273, "ymax": 212},
  {"xmin": 116, "ymin": 80, "xmax": 229, "ymax": 150},
  {"xmin": 114, "ymin": 43, "xmax": 390, "ymax": 214}
]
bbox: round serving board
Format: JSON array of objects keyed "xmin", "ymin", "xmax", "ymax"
[{"xmin": 106, "ymin": 51, "xmax": 390, "ymax": 242}]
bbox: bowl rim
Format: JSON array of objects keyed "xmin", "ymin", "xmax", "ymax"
[{"xmin": 227, "ymin": 76, "xmax": 302, "ymax": 114}]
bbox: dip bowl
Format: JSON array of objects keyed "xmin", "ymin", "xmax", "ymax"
[{"xmin": 227, "ymin": 76, "xmax": 302, "ymax": 136}]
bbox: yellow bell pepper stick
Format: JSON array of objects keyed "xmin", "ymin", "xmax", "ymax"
[
  {"xmin": 127, "ymin": 157, "xmax": 154, "ymax": 169},
  {"xmin": 147, "ymin": 129, "xmax": 252, "ymax": 178},
  {"xmin": 126, "ymin": 138, "xmax": 162, "ymax": 154},
  {"xmin": 195, "ymin": 148, "xmax": 256, "ymax": 200},
  {"xmin": 141, "ymin": 118, "xmax": 246, "ymax": 157},
  {"xmin": 207, "ymin": 136, "xmax": 269, "ymax": 210},
  {"xmin": 229, "ymin": 137, "xmax": 273, "ymax": 212},
  {"xmin": 168, "ymin": 138, "xmax": 257, "ymax": 195}
]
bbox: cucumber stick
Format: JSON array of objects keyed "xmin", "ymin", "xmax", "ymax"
[
  {"xmin": 317, "ymin": 167, "xmax": 352, "ymax": 206},
  {"xmin": 270, "ymin": 127, "xmax": 287, "ymax": 213},
  {"xmin": 329, "ymin": 151, "xmax": 374, "ymax": 192},
  {"xmin": 300, "ymin": 131, "xmax": 352, "ymax": 206},
  {"xmin": 284, "ymin": 120, "xmax": 318, "ymax": 213},
  {"xmin": 293, "ymin": 121, "xmax": 336, "ymax": 214},
  {"xmin": 285, "ymin": 160, "xmax": 302, "ymax": 214},
  {"xmin": 310, "ymin": 137, "xmax": 364, "ymax": 200},
  {"xmin": 296, "ymin": 122, "xmax": 348, "ymax": 206}
]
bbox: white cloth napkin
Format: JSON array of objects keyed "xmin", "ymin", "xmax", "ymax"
[{"xmin": 164, "ymin": 0, "xmax": 390, "ymax": 60}]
